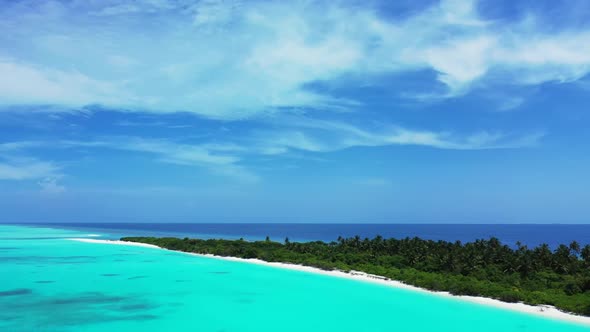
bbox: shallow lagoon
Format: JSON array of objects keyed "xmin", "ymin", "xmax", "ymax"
[{"xmin": 1, "ymin": 225, "xmax": 589, "ymax": 332}]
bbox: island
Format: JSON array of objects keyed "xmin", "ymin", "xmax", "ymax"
[{"xmin": 121, "ymin": 235, "xmax": 590, "ymax": 316}]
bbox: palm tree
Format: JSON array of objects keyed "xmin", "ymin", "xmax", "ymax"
[
  {"xmin": 553, "ymin": 244, "xmax": 572, "ymax": 274},
  {"xmin": 581, "ymin": 245, "xmax": 590, "ymax": 265},
  {"xmin": 569, "ymin": 241, "xmax": 581, "ymax": 257}
]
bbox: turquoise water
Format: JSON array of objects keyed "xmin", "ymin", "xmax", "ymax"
[{"xmin": 1, "ymin": 225, "xmax": 588, "ymax": 332}]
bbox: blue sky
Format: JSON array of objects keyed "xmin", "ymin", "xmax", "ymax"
[{"xmin": 1, "ymin": 0, "xmax": 589, "ymax": 223}]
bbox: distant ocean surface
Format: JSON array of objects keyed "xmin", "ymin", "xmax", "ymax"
[{"xmin": 22, "ymin": 223, "xmax": 590, "ymax": 248}]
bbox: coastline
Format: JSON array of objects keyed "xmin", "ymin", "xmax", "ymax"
[{"xmin": 67, "ymin": 238, "xmax": 590, "ymax": 326}]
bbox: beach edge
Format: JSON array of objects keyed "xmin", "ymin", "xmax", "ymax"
[{"xmin": 67, "ymin": 237, "xmax": 590, "ymax": 327}]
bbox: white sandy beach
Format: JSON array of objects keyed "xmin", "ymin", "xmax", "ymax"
[{"xmin": 67, "ymin": 238, "xmax": 590, "ymax": 326}]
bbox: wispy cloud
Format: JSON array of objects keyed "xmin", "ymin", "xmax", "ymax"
[
  {"xmin": 0, "ymin": 141, "xmax": 44, "ymax": 152},
  {"xmin": 0, "ymin": 156, "xmax": 60, "ymax": 181},
  {"xmin": 0, "ymin": 139, "xmax": 66, "ymax": 192},
  {"xmin": 0, "ymin": 57, "xmax": 124, "ymax": 107},
  {"xmin": 251, "ymin": 117, "xmax": 545, "ymax": 154},
  {"xmin": 1, "ymin": 0, "xmax": 589, "ymax": 116},
  {"xmin": 2, "ymin": 136, "xmax": 259, "ymax": 183},
  {"xmin": 0, "ymin": 116, "xmax": 543, "ymax": 187},
  {"xmin": 83, "ymin": 120, "xmax": 546, "ymax": 170},
  {"xmin": 60, "ymin": 137, "xmax": 259, "ymax": 183},
  {"xmin": 109, "ymin": 138, "xmax": 238, "ymax": 166},
  {"xmin": 38, "ymin": 176, "xmax": 66, "ymax": 194}
]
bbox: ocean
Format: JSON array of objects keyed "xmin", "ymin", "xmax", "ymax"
[
  {"xmin": 1, "ymin": 224, "xmax": 589, "ymax": 331},
  {"xmin": 26, "ymin": 222, "xmax": 590, "ymax": 248}
]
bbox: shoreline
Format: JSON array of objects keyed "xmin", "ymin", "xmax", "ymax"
[{"xmin": 68, "ymin": 238, "xmax": 590, "ymax": 326}]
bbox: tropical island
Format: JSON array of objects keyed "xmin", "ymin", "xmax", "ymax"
[{"xmin": 121, "ymin": 235, "xmax": 590, "ymax": 316}]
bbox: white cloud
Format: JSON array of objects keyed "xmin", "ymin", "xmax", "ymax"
[
  {"xmin": 0, "ymin": 58, "xmax": 125, "ymax": 107},
  {"xmin": 497, "ymin": 96, "xmax": 526, "ymax": 111},
  {"xmin": 0, "ymin": 115, "xmax": 542, "ymax": 188},
  {"xmin": 249, "ymin": 117, "xmax": 545, "ymax": 154},
  {"xmin": 0, "ymin": 0, "xmax": 589, "ymax": 116},
  {"xmin": 38, "ymin": 176, "xmax": 66, "ymax": 194},
  {"xmin": 0, "ymin": 157, "xmax": 60, "ymax": 181},
  {"xmin": 118, "ymin": 139, "xmax": 239, "ymax": 166},
  {"xmin": 1, "ymin": 137, "xmax": 260, "ymax": 183},
  {"xmin": 437, "ymin": 0, "xmax": 486, "ymax": 26},
  {"xmin": 61, "ymin": 138, "xmax": 259, "ymax": 183},
  {"xmin": 0, "ymin": 142, "xmax": 64, "ymax": 191},
  {"xmin": 424, "ymin": 36, "xmax": 497, "ymax": 94},
  {"xmin": 255, "ymin": 131, "xmax": 325, "ymax": 155},
  {"xmin": 0, "ymin": 141, "xmax": 44, "ymax": 152}
]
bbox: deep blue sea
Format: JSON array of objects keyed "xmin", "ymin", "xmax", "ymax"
[{"xmin": 20, "ymin": 223, "xmax": 590, "ymax": 248}]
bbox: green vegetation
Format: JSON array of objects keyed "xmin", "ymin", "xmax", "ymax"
[{"xmin": 121, "ymin": 235, "xmax": 590, "ymax": 316}]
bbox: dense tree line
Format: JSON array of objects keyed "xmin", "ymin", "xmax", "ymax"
[{"xmin": 121, "ymin": 235, "xmax": 590, "ymax": 316}]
